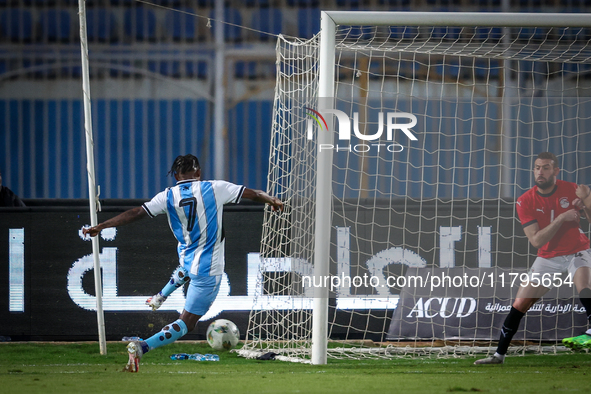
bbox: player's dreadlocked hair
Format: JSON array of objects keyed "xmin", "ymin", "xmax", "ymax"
[
  {"xmin": 537, "ymin": 152, "xmax": 559, "ymax": 168},
  {"xmin": 168, "ymin": 154, "xmax": 200, "ymax": 176}
]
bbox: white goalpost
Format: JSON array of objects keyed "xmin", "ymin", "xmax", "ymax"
[
  {"xmin": 240, "ymin": 11, "xmax": 591, "ymax": 364},
  {"xmin": 78, "ymin": 0, "xmax": 107, "ymax": 355}
]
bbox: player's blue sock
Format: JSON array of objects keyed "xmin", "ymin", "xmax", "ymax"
[
  {"xmin": 144, "ymin": 319, "xmax": 188, "ymax": 351},
  {"xmin": 160, "ymin": 266, "xmax": 190, "ymax": 297}
]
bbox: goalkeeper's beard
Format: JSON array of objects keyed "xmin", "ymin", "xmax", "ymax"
[{"xmin": 535, "ymin": 174, "xmax": 555, "ymax": 190}]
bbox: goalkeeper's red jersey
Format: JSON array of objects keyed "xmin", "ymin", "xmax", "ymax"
[{"xmin": 516, "ymin": 179, "xmax": 590, "ymax": 258}]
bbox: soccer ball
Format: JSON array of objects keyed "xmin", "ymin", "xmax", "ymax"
[{"xmin": 206, "ymin": 319, "xmax": 240, "ymax": 350}]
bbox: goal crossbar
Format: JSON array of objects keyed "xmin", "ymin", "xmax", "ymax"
[{"xmin": 322, "ymin": 11, "xmax": 591, "ymax": 28}]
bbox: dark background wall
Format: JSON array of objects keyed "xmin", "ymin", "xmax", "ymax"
[{"xmin": 0, "ymin": 201, "xmax": 264, "ymax": 341}]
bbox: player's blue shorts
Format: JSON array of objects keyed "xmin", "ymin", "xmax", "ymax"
[{"xmin": 184, "ymin": 274, "xmax": 222, "ymax": 315}]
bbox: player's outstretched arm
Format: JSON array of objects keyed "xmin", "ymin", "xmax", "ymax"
[
  {"xmin": 242, "ymin": 188, "xmax": 283, "ymax": 212},
  {"xmin": 83, "ymin": 206, "xmax": 148, "ymax": 237}
]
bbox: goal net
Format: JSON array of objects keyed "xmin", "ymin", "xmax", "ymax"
[{"xmin": 238, "ymin": 12, "xmax": 591, "ymax": 363}]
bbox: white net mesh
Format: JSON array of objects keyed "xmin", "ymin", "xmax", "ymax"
[{"xmin": 239, "ymin": 18, "xmax": 591, "ymax": 362}]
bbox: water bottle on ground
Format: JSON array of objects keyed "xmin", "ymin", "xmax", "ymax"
[
  {"xmin": 170, "ymin": 353, "xmax": 190, "ymax": 360},
  {"xmin": 122, "ymin": 336, "xmax": 142, "ymax": 342},
  {"xmin": 170, "ymin": 353, "xmax": 220, "ymax": 361}
]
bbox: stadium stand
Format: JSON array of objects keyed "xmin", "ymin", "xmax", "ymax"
[
  {"xmin": 87, "ymin": 8, "xmax": 118, "ymax": 43},
  {"xmin": 209, "ymin": 6, "xmax": 243, "ymax": 42},
  {"xmin": 297, "ymin": 7, "xmax": 320, "ymax": 39},
  {"xmin": 124, "ymin": 7, "xmax": 157, "ymax": 41},
  {"xmin": 39, "ymin": 9, "xmax": 71, "ymax": 43},
  {"xmin": 164, "ymin": 8, "xmax": 198, "ymax": 42},
  {"xmin": 0, "ymin": 8, "xmax": 34, "ymax": 43},
  {"xmin": 250, "ymin": 7, "xmax": 282, "ymax": 41}
]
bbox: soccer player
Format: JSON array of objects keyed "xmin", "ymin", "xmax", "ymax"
[
  {"xmin": 475, "ymin": 152, "xmax": 591, "ymax": 365},
  {"xmin": 83, "ymin": 154, "xmax": 283, "ymax": 372}
]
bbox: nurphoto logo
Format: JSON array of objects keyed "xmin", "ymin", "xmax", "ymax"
[{"xmin": 305, "ymin": 106, "xmax": 418, "ymax": 153}]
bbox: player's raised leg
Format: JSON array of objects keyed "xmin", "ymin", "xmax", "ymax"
[{"xmin": 146, "ymin": 265, "xmax": 191, "ymax": 311}]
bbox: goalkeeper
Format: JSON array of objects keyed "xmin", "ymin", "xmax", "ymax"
[
  {"xmin": 475, "ymin": 152, "xmax": 591, "ymax": 365},
  {"xmin": 83, "ymin": 154, "xmax": 283, "ymax": 372}
]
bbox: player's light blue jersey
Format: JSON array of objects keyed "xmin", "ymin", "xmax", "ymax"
[{"xmin": 142, "ymin": 180, "xmax": 245, "ymax": 276}]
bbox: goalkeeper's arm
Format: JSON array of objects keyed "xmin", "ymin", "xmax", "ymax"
[
  {"xmin": 83, "ymin": 206, "xmax": 148, "ymax": 237},
  {"xmin": 576, "ymin": 184, "xmax": 591, "ymax": 221}
]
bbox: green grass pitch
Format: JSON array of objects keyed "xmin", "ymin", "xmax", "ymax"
[{"xmin": 0, "ymin": 342, "xmax": 589, "ymax": 393}]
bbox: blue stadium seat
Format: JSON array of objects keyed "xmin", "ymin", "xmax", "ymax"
[
  {"xmin": 149, "ymin": 59, "xmax": 208, "ymax": 79},
  {"xmin": 436, "ymin": 60, "xmax": 461, "ymax": 79},
  {"xmin": 425, "ymin": 0, "xmax": 461, "ymax": 4},
  {"xmin": 519, "ymin": 0, "xmax": 542, "ymax": 6},
  {"xmin": 397, "ymin": 60, "xmax": 419, "ymax": 78},
  {"xmin": 346, "ymin": 26, "xmax": 373, "ymax": 41},
  {"xmin": 157, "ymin": 0, "xmax": 182, "ymax": 6},
  {"xmin": 109, "ymin": 0, "xmax": 134, "ymax": 5},
  {"xmin": 336, "ymin": 0, "xmax": 361, "ymax": 6},
  {"xmin": 39, "ymin": 9, "xmax": 71, "ymax": 43},
  {"xmin": 562, "ymin": 63, "xmax": 577, "ymax": 75},
  {"xmin": 109, "ymin": 59, "xmax": 132, "ymax": 78},
  {"xmin": 562, "ymin": 0, "xmax": 591, "ymax": 8},
  {"xmin": 154, "ymin": 59, "xmax": 206, "ymax": 79},
  {"xmin": 555, "ymin": 27, "xmax": 588, "ymax": 42},
  {"xmin": 187, "ymin": 60, "xmax": 208, "ymax": 79},
  {"xmin": 389, "ymin": 26, "xmax": 418, "ymax": 40},
  {"xmin": 365, "ymin": 61, "xmax": 382, "ymax": 80},
  {"xmin": 475, "ymin": 26, "xmax": 503, "ymax": 42},
  {"xmin": 69, "ymin": 64, "xmax": 82, "ymax": 78},
  {"xmin": 87, "ymin": 8, "xmax": 118, "ymax": 43},
  {"xmin": 0, "ymin": 60, "xmax": 7, "ymax": 78},
  {"xmin": 431, "ymin": 26, "xmax": 461, "ymax": 40},
  {"xmin": 209, "ymin": 7, "xmax": 242, "ymax": 42},
  {"xmin": 474, "ymin": 59, "xmax": 500, "ymax": 80},
  {"xmin": 476, "ymin": 0, "xmax": 501, "ymax": 5},
  {"xmin": 250, "ymin": 8, "xmax": 282, "ymax": 41},
  {"xmin": 234, "ymin": 60, "xmax": 277, "ymax": 79},
  {"xmin": 29, "ymin": 58, "xmax": 55, "ymax": 79},
  {"xmin": 280, "ymin": 62, "xmax": 295, "ymax": 77},
  {"xmin": 124, "ymin": 7, "xmax": 157, "ymax": 41},
  {"xmin": 378, "ymin": 0, "xmax": 412, "ymax": 5},
  {"xmin": 297, "ymin": 8, "xmax": 320, "ymax": 39},
  {"xmin": 165, "ymin": 8, "xmax": 198, "ymax": 42},
  {"xmin": 287, "ymin": 0, "xmax": 319, "ymax": 6},
  {"xmin": 245, "ymin": 0, "xmax": 270, "ymax": 6},
  {"xmin": 61, "ymin": 0, "xmax": 96, "ymax": 5},
  {"xmin": 235, "ymin": 61, "xmax": 257, "ymax": 79},
  {"xmin": 153, "ymin": 60, "xmax": 176, "ymax": 77},
  {"xmin": 518, "ymin": 27, "xmax": 545, "ymax": 41},
  {"xmin": 518, "ymin": 60, "xmax": 536, "ymax": 78},
  {"xmin": 197, "ymin": 0, "xmax": 214, "ymax": 7},
  {"xmin": 0, "ymin": 9, "xmax": 34, "ymax": 42},
  {"xmin": 561, "ymin": 63, "xmax": 591, "ymax": 76},
  {"xmin": 25, "ymin": 0, "xmax": 59, "ymax": 5}
]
